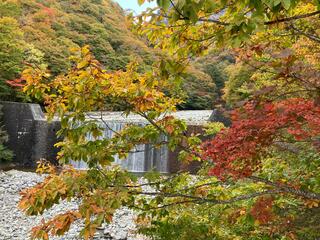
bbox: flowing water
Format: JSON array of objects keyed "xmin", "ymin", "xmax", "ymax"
[{"xmin": 70, "ymin": 121, "xmax": 169, "ymax": 173}]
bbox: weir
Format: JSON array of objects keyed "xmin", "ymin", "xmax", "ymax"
[
  {"xmin": 1, "ymin": 101, "xmax": 217, "ymax": 172},
  {"xmin": 68, "ymin": 111, "xmax": 213, "ymax": 173},
  {"xmin": 70, "ymin": 121, "xmax": 169, "ymax": 173}
]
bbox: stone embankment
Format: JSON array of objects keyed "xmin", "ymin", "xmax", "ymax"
[{"xmin": 0, "ymin": 170, "xmax": 147, "ymax": 240}]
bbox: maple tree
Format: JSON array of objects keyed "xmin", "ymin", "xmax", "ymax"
[
  {"xmin": 204, "ymin": 98, "xmax": 320, "ymax": 179},
  {"xmin": 15, "ymin": 0, "xmax": 320, "ymax": 239}
]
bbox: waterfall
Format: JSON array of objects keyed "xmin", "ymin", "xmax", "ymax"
[{"xmin": 70, "ymin": 121, "xmax": 169, "ymax": 173}]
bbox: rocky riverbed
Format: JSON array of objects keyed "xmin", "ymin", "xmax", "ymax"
[{"xmin": 0, "ymin": 170, "xmax": 147, "ymax": 240}]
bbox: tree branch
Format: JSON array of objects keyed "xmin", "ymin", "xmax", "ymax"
[
  {"xmin": 289, "ymin": 24, "xmax": 320, "ymax": 43},
  {"xmin": 249, "ymin": 176, "xmax": 320, "ymax": 200},
  {"xmin": 130, "ymin": 189, "xmax": 282, "ymax": 207},
  {"xmin": 177, "ymin": 10, "xmax": 320, "ymax": 27},
  {"xmin": 265, "ymin": 10, "xmax": 320, "ymax": 25},
  {"xmin": 169, "ymin": 0, "xmax": 185, "ymax": 19}
]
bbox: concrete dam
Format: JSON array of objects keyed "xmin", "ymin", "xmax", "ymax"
[{"xmin": 1, "ymin": 101, "xmax": 218, "ymax": 173}]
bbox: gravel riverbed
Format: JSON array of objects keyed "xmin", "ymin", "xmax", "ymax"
[{"xmin": 0, "ymin": 170, "xmax": 147, "ymax": 240}]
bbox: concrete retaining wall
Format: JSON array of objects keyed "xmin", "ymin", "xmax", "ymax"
[{"xmin": 1, "ymin": 101, "xmax": 60, "ymax": 167}]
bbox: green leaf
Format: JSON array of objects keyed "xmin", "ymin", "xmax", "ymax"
[
  {"xmin": 157, "ymin": 0, "xmax": 170, "ymax": 10},
  {"xmin": 281, "ymin": 0, "xmax": 291, "ymax": 10}
]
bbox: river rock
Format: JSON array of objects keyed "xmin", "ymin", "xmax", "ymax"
[{"xmin": 0, "ymin": 170, "xmax": 148, "ymax": 240}]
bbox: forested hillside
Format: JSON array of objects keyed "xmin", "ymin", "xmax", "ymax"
[
  {"xmin": 0, "ymin": 0, "xmax": 221, "ymax": 109},
  {"xmin": 2, "ymin": 0, "xmax": 320, "ymax": 239}
]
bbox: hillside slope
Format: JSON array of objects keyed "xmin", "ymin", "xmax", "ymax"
[
  {"xmin": 0, "ymin": 0, "xmax": 219, "ymax": 109},
  {"xmin": 1, "ymin": 0, "xmax": 154, "ymax": 73}
]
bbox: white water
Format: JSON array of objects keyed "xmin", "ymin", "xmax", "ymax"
[{"xmin": 70, "ymin": 121, "xmax": 169, "ymax": 173}]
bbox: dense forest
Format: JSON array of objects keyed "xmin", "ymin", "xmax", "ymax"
[{"xmin": 0, "ymin": 0, "xmax": 231, "ymax": 109}]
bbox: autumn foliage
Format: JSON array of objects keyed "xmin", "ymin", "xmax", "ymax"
[
  {"xmin": 250, "ymin": 196, "xmax": 274, "ymax": 225},
  {"xmin": 203, "ymin": 98, "xmax": 320, "ymax": 179},
  {"xmin": 10, "ymin": 0, "xmax": 320, "ymax": 239}
]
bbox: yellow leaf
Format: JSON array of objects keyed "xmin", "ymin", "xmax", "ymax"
[
  {"xmin": 81, "ymin": 46, "xmax": 90, "ymax": 55},
  {"xmin": 240, "ymin": 210, "xmax": 246, "ymax": 215},
  {"xmin": 138, "ymin": 0, "xmax": 145, "ymax": 6},
  {"xmin": 77, "ymin": 60, "xmax": 88, "ymax": 69}
]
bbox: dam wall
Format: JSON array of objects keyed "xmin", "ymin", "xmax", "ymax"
[{"xmin": 1, "ymin": 101, "xmax": 220, "ymax": 173}]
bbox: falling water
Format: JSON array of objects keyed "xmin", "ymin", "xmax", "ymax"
[{"xmin": 70, "ymin": 121, "xmax": 169, "ymax": 173}]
